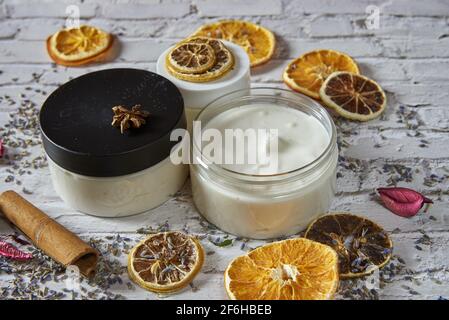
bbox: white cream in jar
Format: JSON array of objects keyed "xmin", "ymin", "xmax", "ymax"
[
  {"xmin": 156, "ymin": 41, "xmax": 250, "ymax": 129},
  {"xmin": 190, "ymin": 88, "xmax": 338, "ymax": 239}
]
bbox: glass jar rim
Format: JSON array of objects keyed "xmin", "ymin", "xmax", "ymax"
[{"xmin": 192, "ymin": 87, "xmax": 337, "ymax": 184}]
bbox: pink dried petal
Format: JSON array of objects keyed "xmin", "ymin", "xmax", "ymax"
[
  {"xmin": 377, "ymin": 187, "xmax": 433, "ymax": 218},
  {"xmin": 0, "ymin": 139, "xmax": 4, "ymax": 158},
  {"xmin": 0, "ymin": 239, "xmax": 33, "ymax": 261}
]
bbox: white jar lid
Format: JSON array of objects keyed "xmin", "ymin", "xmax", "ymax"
[{"xmin": 156, "ymin": 41, "xmax": 251, "ymax": 109}]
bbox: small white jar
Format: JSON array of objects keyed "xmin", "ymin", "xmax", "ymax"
[
  {"xmin": 190, "ymin": 88, "xmax": 338, "ymax": 239},
  {"xmin": 40, "ymin": 69, "xmax": 188, "ymax": 217},
  {"xmin": 156, "ymin": 40, "xmax": 250, "ymax": 129},
  {"xmin": 46, "ymin": 146, "xmax": 187, "ymax": 217}
]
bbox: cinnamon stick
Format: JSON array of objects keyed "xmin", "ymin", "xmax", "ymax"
[{"xmin": 0, "ymin": 190, "xmax": 99, "ymax": 277}]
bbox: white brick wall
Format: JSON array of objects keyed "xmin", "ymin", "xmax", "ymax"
[
  {"xmin": 0, "ymin": 40, "xmax": 47, "ymax": 63},
  {"xmin": 6, "ymin": 1, "xmax": 97, "ymax": 18},
  {"xmin": 284, "ymin": 0, "xmax": 378, "ymax": 15},
  {"xmin": 102, "ymin": 2, "xmax": 191, "ymax": 19},
  {"xmin": 0, "ymin": 2, "xmax": 6, "ymax": 19},
  {"xmin": 119, "ymin": 39, "xmax": 174, "ymax": 61},
  {"xmin": 309, "ymin": 17, "xmax": 354, "ymax": 37},
  {"xmin": 411, "ymin": 60, "xmax": 449, "ymax": 82},
  {"xmin": 196, "ymin": 0, "xmax": 282, "ymax": 17},
  {"xmin": 384, "ymin": 0, "xmax": 449, "ymax": 16},
  {"xmin": 287, "ymin": 38, "xmax": 383, "ymax": 58},
  {"xmin": 15, "ymin": 19, "xmax": 64, "ymax": 40},
  {"xmin": 283, "ymin": 0, "xmax": 449, "ymax": 16},
  {"xmin": 0, "ymin": 20, "xmax": 17, "ymax": 38}
]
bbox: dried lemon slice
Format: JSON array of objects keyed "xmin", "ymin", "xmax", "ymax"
[
  {"xmin": 168, "ymin": 42, "xmax": 216, "ymax": 74},
  {"xmin": 319, "ymin": 72, "xmax": 387, "ymax": 121},
  {"xmin": 47, "ymin": 25, "xmax": 112, "ymax": 66},
  {"xmin": 283, "ymin": 49, "xmax": 359, "ymax": 99},
  {"xmin": 128, "ymin": 231, "xmax": 204, "ymax": 293},
  {"xmin": 192, "ymin": 20, "xmax": 275, "ymax": 67},
  {"xmin": 225, "ymin": 238, "xmax": 339, "ymax": 300},
  {"xmin": 166, "ymin": 37, "xmax": 234, "ymax": 83},
  {"xmin": 305, "ymin": 213, "xmax": 393, "ymax": 278}
]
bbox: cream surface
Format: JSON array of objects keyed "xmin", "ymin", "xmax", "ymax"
[{"xmin": 203, "ymin": 104, "xmax": 330, "ymax": 175}]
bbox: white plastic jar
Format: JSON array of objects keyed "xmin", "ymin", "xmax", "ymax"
[
  {"xmin": 40, "ymin": 69, "xmax": 188, "ymax": 217},
  {"xmin": 46, "ymin": 146, "xmax": 187, "ymax": 218},
  {"xmin": 190, "ymin": 88, "xmax": 338, "ymax": 239},
  {"xmin": 156, "ymin": 40, "xmax": 250, "ymax": 129}
]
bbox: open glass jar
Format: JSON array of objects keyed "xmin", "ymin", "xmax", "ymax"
[{"xmin": 190, "ymin": 88, "xmax": 338, "ymax": 239}]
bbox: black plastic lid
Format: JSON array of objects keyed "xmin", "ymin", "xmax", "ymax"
[{"xmin": 40, "ymin": 68, "xmax": 185, "ymax": 177}]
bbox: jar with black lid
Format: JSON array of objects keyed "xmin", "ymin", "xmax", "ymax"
[{"xmin": 40, "ymin": 69, "xmax": 188, "ymax": 217}]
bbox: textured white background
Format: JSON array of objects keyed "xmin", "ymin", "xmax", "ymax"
[{"xmin": 0, "ymin": 0, "xmax": 449, "ymax": 300}]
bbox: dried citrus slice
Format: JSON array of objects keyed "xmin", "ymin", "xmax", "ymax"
[
  {"xmin": 128, "ymin": 231, "xmax": 204, "ymax": 293},
  {"xmin": 319, "ymin": 72, "xmax": 387, "ymax": 121},
  {"xmin": 225, "ymin": 238, "xmax": 339, "ymax": 300},
  {"xmin": 305, "ymin": 213, "xmax": 393, "ymax": 278},
  {"xmin": 192, "ymin": 20, "xmax": 275, "ymax": 67},
  {"xmin": 166, "ymin": 37, "xmax": 234, "ymax": 83},
  {"xmin": 283, "ymin": 50, "xmax": 359, "ymax": 99},
  {"xmin": 47, "ymin": 25, "xmax": 113, "ymax": 66},
  {"xmin": 168, "ymin": 42, "xmax": 216, "ymax": 74}
]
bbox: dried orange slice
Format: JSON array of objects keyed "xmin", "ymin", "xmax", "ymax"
[
  {"xmin": 319, "ymin": 72, "xmax": 387, "ymax": 121},
  {"xmin": 283, "ymin": 50, "xmax": 359, "ymax": 99},
  {"xmin": 128, "ymin": 231, "xmax": 204, "ymax": 293},
  {"xmin": 168, "ymin": 42, "xmax": 216, "ymax": 74},
  {"xmin": 225, "ymin": 238, "xmax": 339, "ymax": 300},
  {"xmin": 47, "ymin": 25, "xmax": 113, "ymax": 66},
  {"xmin": 192, "ymin": 20, "xmax": 275, "ymax": 67},
  {"xmin": 305, "ymin": 213, "xmax": 393, "ymax": 278},
  {"xmin": 166, "ymin": 37, "xmax": 234, "ymax": 83}
]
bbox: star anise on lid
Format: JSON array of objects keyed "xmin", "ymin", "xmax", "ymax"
[{"xmin": 111, "ymin": 104, "xmax": 150, "ymax": 134}]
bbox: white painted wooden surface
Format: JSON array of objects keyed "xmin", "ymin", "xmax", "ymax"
[{"xmin": 1, "ymin": 0, "xmax": 449, "ymax": 300}]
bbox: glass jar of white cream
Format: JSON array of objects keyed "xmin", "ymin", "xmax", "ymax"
[{"xmin": 190, "ymin": 88, "xmax": 338, "ymax": 239}]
